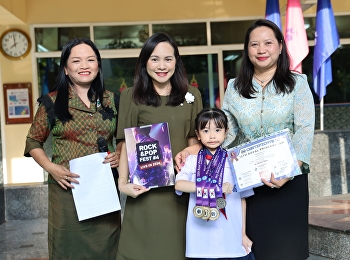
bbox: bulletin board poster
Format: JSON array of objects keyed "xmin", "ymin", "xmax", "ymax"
[{"xmin": 3, "ymin": 83, "xmax": 33, "ymax": 124}]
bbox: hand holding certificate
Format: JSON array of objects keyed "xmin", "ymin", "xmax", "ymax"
[
  {"xmin": 69, "ymin": 152, "xmax": 121, "ymax": 221},
  {"xmin": 228, "ymin": 129, "xmax": 301, "ymax": 191}
]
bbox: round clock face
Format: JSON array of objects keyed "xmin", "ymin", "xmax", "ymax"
[{"xmin": 0, "ymin": 29, "xmax": 31, "ymax": 60}]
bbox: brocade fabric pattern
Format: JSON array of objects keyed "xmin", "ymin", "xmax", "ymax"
[
  {"xmin": 222, "ymin": 73, "xmax": 315, "ymax": 165},
  {"xmin": 25, "ymin": 87, "xmax": 118, "ymax": 172}
]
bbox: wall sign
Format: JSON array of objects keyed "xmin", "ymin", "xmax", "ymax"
[{"xmin": 3, "ymin": 83, "xmax": 33, "ymax": 124}]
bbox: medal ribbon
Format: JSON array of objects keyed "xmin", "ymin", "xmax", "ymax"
[
  {"xmin": 195, "ymin": 148, "xmax": 225, "ymax": 208},
  {"xmin": 212, "ymin": 147, "xmax": 227, "ymax": 203},
  {"xmin": 209, "ymin": 147, "xmax": 226, "ymax": 209},
  {"xmin": 195, "ymin": 149, "xmax": 207, "ymax": 206},
  {"xmin": 195, "ymin": 148, "xmax": 220, "ymax": 207},
  {"xmin": 213, "ymin": 147, "xmax": 229, "ymax": 219}
]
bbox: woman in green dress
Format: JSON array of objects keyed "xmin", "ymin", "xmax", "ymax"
[
  {"xmin": 24, "ymin": 38, "xmax": 121, "ymax": 259},
  {"xmin": 116, "ymin": 32, "xmax": 203, "ymax": 260}
]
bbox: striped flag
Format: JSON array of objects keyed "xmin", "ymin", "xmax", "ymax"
[
  {"xmin": 284, "ymin": 0, "xmax": 309, "ymax": 73},
  {"xmin": 265, "ymin": 0, "xmax": 282, "ymax": 30},
  {"xmin": 313, "ymin": 0, "xmax": 340, "ymax": 99}
]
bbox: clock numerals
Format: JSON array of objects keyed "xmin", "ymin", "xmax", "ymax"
[{"xmin": 11, "ymin": 51, "xmax": 24, "ymax": 57}]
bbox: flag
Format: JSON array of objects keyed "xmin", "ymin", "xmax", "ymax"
[
  {"xmin": 284, "ymin": 0, "xmax": 309, "ymax": 73},
  {"xmin": 313, "ymin": 0, "xmax": 340, "ymax": 99},
  {"xmin": 265, "ymin": 0, "xmax": 282, "ymax": 30}
]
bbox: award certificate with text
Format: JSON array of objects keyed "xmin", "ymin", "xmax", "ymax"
[{"xmin": 228, "ymin": 129, "xmax": 301, "ymax": 191}]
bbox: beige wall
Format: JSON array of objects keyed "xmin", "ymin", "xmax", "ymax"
[
  {"xmin": 1, "ymin": 0, "xmax": 350, "ymax": 184},
  {"xmin": 23, "ymin": 0, "xmax": 350, "ymax": 24},
  {"xmin": 0, "ymin": 24, "xmax": 40, "ymax": 184},
  {"xmin": 0, "ymin": 0, "xmax": 26, "ymax": 22},
  {"xmin": 26, "ymin": 0, "xmax": 267, "ymax": 24}
]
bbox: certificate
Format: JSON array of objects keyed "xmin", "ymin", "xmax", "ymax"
[
  {"xmin": 227, "ymin": 129, "xmax": 301, "ymax": 191},
  {"xmin": 70, "ymin": 152, "xmax": 121, "ymax": 221}
]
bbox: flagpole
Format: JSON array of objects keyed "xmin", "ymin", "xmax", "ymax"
[{"xmin": 320, "ymin": 97, "xmax": 324, "ymax": 131}]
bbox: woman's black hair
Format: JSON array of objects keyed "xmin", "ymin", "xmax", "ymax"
[
  {"xmin": 132, "ymin": 32, "xmax": 188, "ymax": 106},
  {"xmin": 53, "ymin": 38, "xmax": 105, "ymax": 123},
  {"xmin": 195, "ymin": 108, "xmax": 228, "ymax": 131},
  {"xmin": 235, "ymin": 19, "xmax": 296, "ymax": 98}
]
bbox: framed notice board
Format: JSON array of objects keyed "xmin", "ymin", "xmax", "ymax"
[{"xmin": 3, "ymin": 83, "xmax": 33, "ymax": 124}]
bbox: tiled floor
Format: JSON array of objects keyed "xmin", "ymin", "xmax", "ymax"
[
  {"xmin": 0, "ymin": 218, "xmax": 48, "ymax": 260},
  {"xmin": 309, "ymin": 193, "xmax": 350, "ymax": 232},
  {"xmin": 308, "ymin": 193, "xmax": 350, "ymax": 260},
  {"xmin": 1, "ymin": 193, "xmax": 349, "ymax": 260}
]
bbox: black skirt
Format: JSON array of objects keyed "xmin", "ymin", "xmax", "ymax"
[{"xmin": 246, "ymin": 174, "xmax": 309, "ymax": 260}]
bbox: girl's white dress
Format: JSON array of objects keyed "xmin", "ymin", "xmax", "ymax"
[{"xmin": 176, "ymin": 155, "xmax": 254, "ymax": 258}]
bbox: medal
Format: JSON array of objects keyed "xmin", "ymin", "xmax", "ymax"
[
  {"xmin": 193, "ymin": 206, "xmax": 204, "ymax": 218},
  {"xmin": 201, "ymin": 207, "xmax": 211, "ymax": 220},
  {"xmin": 209, "ymin": 207, "xmax": 220, "ymax": 221},
  {"xmin": 216, "ymin": 197, "xmax": 227, "ymax": 209}
]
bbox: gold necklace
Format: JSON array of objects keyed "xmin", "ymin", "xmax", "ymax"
[{"xmin": 254, "ymin": 74, "xmax": 274, "ymax": 87}]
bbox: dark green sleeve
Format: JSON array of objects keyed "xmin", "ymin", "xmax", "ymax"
[
  {"xmin": 116, "ymin": 88, "xmax": 134, "ymax": 140},
  {"xmin": 188, "ymin": 86, "xmax": 203, "ymax": 137}
]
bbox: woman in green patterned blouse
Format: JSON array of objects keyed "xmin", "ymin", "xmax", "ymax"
[{"xmin": 24, "ymin": 38, "xmax": 121, "ymax": 259}]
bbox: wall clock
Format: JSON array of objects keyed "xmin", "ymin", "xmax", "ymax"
[{"xmin": 0, "ymin": 28, "xmax": 32, "ymax": 60}]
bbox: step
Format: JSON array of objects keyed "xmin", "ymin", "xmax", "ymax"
[{"xmin": 309, "ymin": 194, "xmax": 350, "ymax": 260}]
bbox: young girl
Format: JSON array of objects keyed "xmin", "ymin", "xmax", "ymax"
[{"xmin": 175, "ymin": 108, "xmax": 255, "ymax": 260}]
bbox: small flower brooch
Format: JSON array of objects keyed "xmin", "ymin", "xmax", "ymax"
[{"xmin": 181, "ymin": 92, "xmax": 195, "ymax": 106}]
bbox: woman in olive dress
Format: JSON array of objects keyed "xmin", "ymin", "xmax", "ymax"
[{"xmin": 116, "ymin": 32, "xmax": 203, "ymax": 260}]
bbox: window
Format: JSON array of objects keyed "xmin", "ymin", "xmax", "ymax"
[
  {"xmin": 94, "ymin": 25, "xmax": 148, "ymax": 49},
  {"xmin": 152, "ymin": 23, "xmax": 207, "ymax": 46},
  {"xmin": 304, "ymin": 15, "xmax": 350, "ymax": 40},
  {"xmin": 35, "ymin": 27, "xmax": 90, "ymax": 52},
  {"xmin": 37, "ymin": 58, "xmax": 60, "ymax": 95},
  {"xmin": 182, "ymin": 54, "xmax": 218, "ymax": 108},
  {"xmin": 210, "ymin": 20, "xmax": 255, "ymax": 45},
  {"xmin": 102, "ymin": 58, "xmax": 137, "ymax": 94}
]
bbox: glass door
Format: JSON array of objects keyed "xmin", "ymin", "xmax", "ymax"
[{"xmin": 182, "ymin": 54, "xmax": 219, "ymax": 108}]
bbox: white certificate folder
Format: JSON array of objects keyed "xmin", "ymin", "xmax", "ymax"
[
  {"xmin": 69, "ymin": 152, "xmax": 121, "ymax": 221},
  {"xmin": 228, "ymin": 129, "xmax": 301, "ymax": 192}
]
